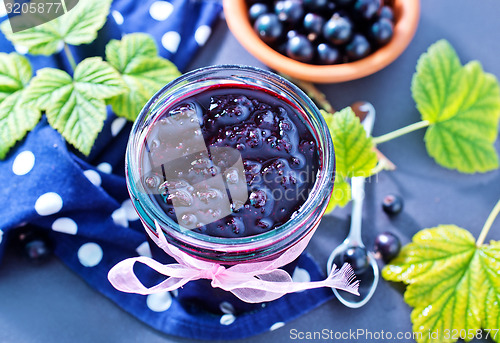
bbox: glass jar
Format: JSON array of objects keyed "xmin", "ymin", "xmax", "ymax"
[{"xmin": 125, "ymin": 65, "xmax": 334, "ymax": 313}]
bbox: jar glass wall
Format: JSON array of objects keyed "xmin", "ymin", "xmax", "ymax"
[{"xmin": 126, "ymin": 65, "xmax": 334, "ymax": 265}]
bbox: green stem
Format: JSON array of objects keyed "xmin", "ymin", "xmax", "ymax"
[
  {"xmin": 372, "ymin": 120, "xmax": 430, "ymax": 145},
  {"xmin": 63, "ymin": 43, "xmax": 77, "ymax": 72},
  {"xmin": 476, "ymin": 198, "xmax": 500, "ymax": 247},
  {"xmin": 370, "ymin": 161, "xmax": 386, "ymax": 175}
]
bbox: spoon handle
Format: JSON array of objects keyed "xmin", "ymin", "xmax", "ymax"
[
  {"xmin": 347, "ymin": 176, "xmax": 365, "ymax": 246},
  {"xmin": 345, "ymin": 102, "xmax": 375, "ymax": 247}
]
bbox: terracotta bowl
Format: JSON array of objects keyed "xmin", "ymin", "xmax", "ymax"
[{"xmin": 223, "ymin": 0, "xmax": 420, "ymax": 83}]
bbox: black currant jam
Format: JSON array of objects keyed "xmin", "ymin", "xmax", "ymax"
[{"xmin": 140, "ymin": 84, "xmax": 319, "ymax": 238}]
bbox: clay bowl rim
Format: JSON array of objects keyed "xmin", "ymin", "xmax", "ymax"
[{"xmin": 223, "ymin": 0, "xmax": 421, "ymax": 83}]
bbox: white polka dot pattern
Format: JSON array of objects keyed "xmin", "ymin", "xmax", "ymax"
[
  {"xmin": 55, "ymin": 41, "xmax": 64, "ymax": 53},
  {"xmin": 112, "ymin": 207, "xmax": 129, "ymax": 227},
  {"xmin": 97, "ymin": 162, "xmax": 112, "ymax": 174},
  {"xmin": 112, "ymin": 10, "xmax": 124, "ymax": 25},
  {"xmin": 147, "ymin": 292, "xmax": 173, "ymax": 312},
  {"xmin": 34, "ymin": 192, "xmax": 63, "ymax": 216},
  {"xmin": 219, "ymin": 301, "xmax": 235, "ymax": 314},
  {"xmin": 122, "ymin": 199, "xmax": 139, "ymax": 221},
  {"xmin": 14, "ymin": 45, "xmax": 28, "ymax": 55},
  {"xmin": 12, "ymin": 151, "xmax": 35, "ymax": 175},
  {"xmin": 149, "ymin": 1, "xmax": 174, "ymax": 21},
  {"xmin": 162, "ymin": 31, "xmax": 181, "ymax": 53},
  {"xmin": 83, "ymin": 170, "xmax": 101, "ymax": 187},
  {"xmin": 77, "ymin": 243, "xmax": 103, "ymax": 267},
  {"xmin": 136, "ymin": 241, "xmax": 152, "ymax": 258},
  {"xmin": 270, "ymin": 322, "xmax": 285, "ymax": 331},
  {"xmin": 52, "ymin": 217, "xmax": 78, "ymax": 235},
  {"xmin": 111, "ymin": 117, "xmax": 127, "ymax": 137},
  {"xmin": 292, "ymin": 267, "xmax": 311, "ymax": 283},
  {"xmin": 194, "ymin": 25, "xmax": 211, "ymax": 46},
  {"xmin": 220, "ymin": 313, "xmax": 236, "ymax": 325}
]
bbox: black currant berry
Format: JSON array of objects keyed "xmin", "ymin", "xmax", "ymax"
[
  {"xmin": 325, "ymin": 1, "xmax": 337, "ymax": 14},
  {"xmin": 303, "ymin": 13, "xmax": 325, "ymax": 35},
  {"xmin": 382, "ymin": 194, "xmax": 404, "ymax": 215},
  {"xmin": 17, "ymin": 228, "xmax": 53, "ymax": 263},
  {"xmin": 353, "ymin": 0, "xmax": 382, "ymax": 20},
  {"xmin": 303, "ymin": 0, "xmax": 329, "ymax": 10},
  {"xmin": 316, "ymin": 43, "xmax": 340, "ymax": 64},
  {"xmin": 379, "ymin": 5, "xmax": 394, "ymax": 21},
  {"xmin": 340, "ymin": 246, "xmax": 370, "ymax": 274},
  {"xmin": 24, "ymin": 239, "xmax": 52, "ymax": 263},
  {"xmin": 370, "ymin": 17, "xmax": 394, "ymax": 46},
  {"xmin": 287, "ymin": 29, "xmax": 300, "ymax": 39},
  {"xmin": 246, "ymin": 0, "xmax": 267, "ymax": 5},
  {"xmin": 274, "ymin": 0, "xmax": 304, "ymax": 24},
  {"xmin": 254, "ymin": 13, "xmax": 284, "ymax": 44},
  {"xmin": 286, "ymin": 34, "xmax": 314, "ymax": 63},
  {"xmin": 345, "ymin": 33, "xmax": 371, "ymax": 60},
  {"xmin": 246, "ymin": 0, "xmax": 396, "ymax": 65},
  {"xmin": 335, "ymin": 0, "xmax": 355, "ymax": 6},
  {"xmin": 249, "ymin": 3, "xmax": 269, "ymax": 22},
  {"xmin": 323, "ymin": 14, "xmax": 353, "ymax": 45},
  {"xmin": 374, "ymin": 232, "xmax": 401, "ymax": 263}
]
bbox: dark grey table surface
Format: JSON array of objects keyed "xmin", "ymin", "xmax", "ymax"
[{"xmin": 1, "ymin": 0, "xmax": 500, "ymax": 342}]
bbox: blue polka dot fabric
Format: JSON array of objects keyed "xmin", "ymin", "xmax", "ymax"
[{"xmin": 0, "ymin": 1, "xmax": 335, "ymax": 340}]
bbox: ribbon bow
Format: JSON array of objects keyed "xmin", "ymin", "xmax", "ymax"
[{"xmin": 108, "ymin": 221, "xmax": 359, "ymax": 303}]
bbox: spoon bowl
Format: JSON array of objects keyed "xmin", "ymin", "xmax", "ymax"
[{"xmin": 327, "ymin": 248, "xmax": 379, "ymax": 308}]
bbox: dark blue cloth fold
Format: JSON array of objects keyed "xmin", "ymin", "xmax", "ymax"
[{"xmin": 0, "ymin": 1, "xmax": 335, "ymax": 339}]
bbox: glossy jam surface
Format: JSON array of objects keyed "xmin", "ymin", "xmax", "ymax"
[{"xmin": 141, "ymin": 84, "xmax": 318, "ymax": 238}]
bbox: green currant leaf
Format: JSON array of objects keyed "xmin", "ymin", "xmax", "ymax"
[
  {"xmin": 411, "ymin": 40, "xmax": 466, "ymax": 124},
  {"xmin": 0, "ymin": 53, "xmax": 40, "ymax": 159},
  {"xmin": 0, "ymin": 0, "xmax": 112, "ymax": 55},
  {"xmin": 477, "ymin": 242, "xmax": 500, "ymax": 343},
  {"xmin": 322, "ymin": 107, "xmax": 377, "ymax": 179},
  {"xmin": 58, "ymin": 0, "xmax": 112, "ymax": 47},
  {"xmin": 423, "ymin": 61, "xmax": 500, "ymax": 173},
  {"xmin": 382, "ymin": 225, "xmax": 476, "ymax": 284},
  {"xmin": 105, "ymin": 33, "xmax": 181, "ymax": 121},
  {"xmin": 23, "ymin": 57, "xmax": 126, "ymax": 155},
  {"xmin": 322, "ymin": 107, "xmax": 377, "ymax": 211},
  {"xmin": 105, "ymin": 33, "xmax": 158, "ymax": 71},
  {"xmin": 325, "ymin": 177, "xmax": 351, "ymax": 214},
  {"xmin": 0, "ymin": 52, "xmax": 32, "ymax": 102},
  {"xmin": 21, "ymin": 68, "xmax": 72, "ymax": 109},
  {"xmin": 73, "ymin": 57, "xmax": 128, "ymax": 99},
  {"xmin": 47, "ymin": 87, "xmax": 106, "ymax": 156},
  {"xmin": 0, "ymin": 91, "xmax": 41, "ymax": 159},
  {"xmin": 382, "ymin": 225, "xmax": 500, "ymax": 343},
  {"xmin": 412, "ymin": 40, "xmax": 500, "ymax": 173}
]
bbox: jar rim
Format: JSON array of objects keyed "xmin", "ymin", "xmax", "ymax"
[{"xmin": 126, "ymin": 65, "xmax": 334, "ymax": 262}]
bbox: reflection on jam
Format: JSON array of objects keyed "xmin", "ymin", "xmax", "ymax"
[{"xmin": 141, "ymin": 84, "xmax": 319, "ymax": 238}]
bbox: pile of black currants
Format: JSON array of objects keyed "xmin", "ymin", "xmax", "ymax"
[{"xmin": 248, "ymin": 0, "xmax": 395, "ymax": 64}]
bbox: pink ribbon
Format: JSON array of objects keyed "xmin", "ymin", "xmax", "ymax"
[{"xmin": 108, "ymin": 221, "xmax": 359, "ymax": 303}]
